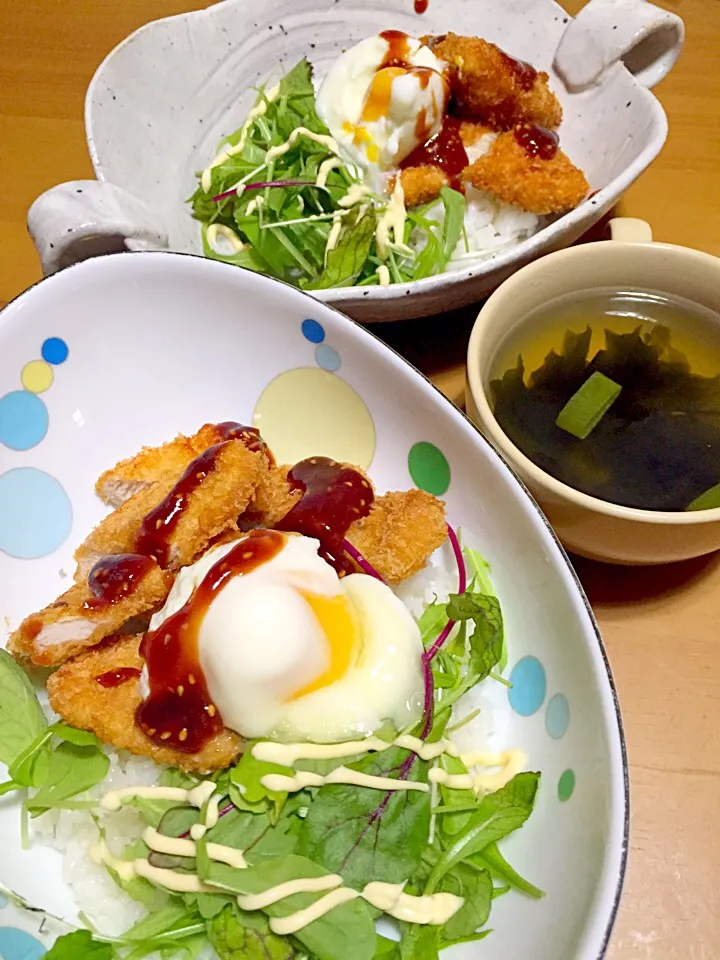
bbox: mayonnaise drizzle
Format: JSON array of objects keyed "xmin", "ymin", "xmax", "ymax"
[
  {"xmin": 271, "ymin": 888, "xmax": 361, "ymax": 935},
  {"xmin": 206, "ymin": 223, "xmax": 247, "ymax": 254},
  {"xmin": 201, "ymin": 83, "xmax": 281, "ymax": 192},
  {"xmin": 316, "ymin": 157, "xmax": 343, "ymax": 188},
  {"xmin": 261, "ymin": 765, "xmax": 430, "ymax": 795},
  {"xmin": 143, "ymin": 826, "xmax": 247, "ymax": 869},
  {"xmin": 100, "ymin": 780, "xmax": 216, "ymax": 813},
  {"xmin": 324, "ymin": 211, "xmax": 344, "ymax": 262},
  {"xmin": 363, "ymin": 882, "xmax": 463, "ymax": 925},
  {"xmin": 430, "ymin": 749, "xmax": 527, "ymax": 794},
  {"xmin": 265, "ymin": 127, "xmax": 339, "ymax": 164},
  {"xmin": 375, "ymin": 176, "xmax": 407, "ymax": 260},
  {"xmin": 338, "ymin": 184, "xmax": 372, "ymax": 208},
  {"xmin": 90, "ymin": 839, "xmax": 136, "ymax": 882},
  {"xmin": 252, "ymin": 735, "xmax": 458, "ymax": 767},
  {"xmin": 239, "ymin": 874, "xmax": 343, "ymax": 911}
]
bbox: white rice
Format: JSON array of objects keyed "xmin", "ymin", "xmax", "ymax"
[
  {"xmin": 29, "ymin": 540, "xmax": 479, "ymax": 950},
  {"xmin": 408, "ymin": 131, "xmax": 541, "ymax": 269}
]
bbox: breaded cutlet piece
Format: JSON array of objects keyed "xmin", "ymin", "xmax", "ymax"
[
  {"xmin": 9, "ymin": 562, "xmax": 173, "ymax": 667},
  {"xmin": 459, "ymin": 120, "xmax": 495, "ymax": 147},
  {"xmin": 462, "ymin": 128, "xmax": 589, "ymax": 215},
  {"xmin": 76, "ymin": 440, "xmax": 267, "ymax": 578},
  {"xmin": 245, "ymin": 465, "xmax": 302, "ymax": 529},
  {"xmin": 47, "ymin": 636, "xmax": 241, "ymax": 773},
  {"xmin": 422, "ymin": 33, "xmax": 562, "ymax": 131},
  {"xmin": 95, "ymin": 423, "xmax": 266, "ymax": 507},
  {"xmin": 398, "ymin": 166, "xmax": 450, "ymax": 208},
  {"xmin": 346, "ymin": 489, "xmax": 447, "ymax": 584}
]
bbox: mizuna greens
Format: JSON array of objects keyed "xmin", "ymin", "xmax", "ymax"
[
  {"xmin": 188, "ymin": 59, "xmax": 468, "ymax": 288},
  {"xmin": 3, "ymin": 542, "xmax": 542, "ymax": 959}
]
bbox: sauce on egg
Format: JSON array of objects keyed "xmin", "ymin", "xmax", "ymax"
[
  {"xmin": 84, "ymin": 554, "xmax": 155, "ymax": 608},
  {"xmin": 277, "ymin": 457, "xmax": 374, "ymax": 574},
  {"xmin": 380, "ymin": 29, "xmax": 413, "ymax": 69},
  {"xmin": 400, "ymin": 115, "xmax": 469, "ymax": 189},
  {"xmin": 136, "ymin": 529, "xmax": 285, "ymax": 752}
]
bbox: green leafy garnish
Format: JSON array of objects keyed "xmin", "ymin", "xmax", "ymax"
[
  {"xmin": 208, "ymin": 904, "xmax": 296, "ymax": 959},
  {"xmin": 26, "ymin": 740, "xmax": 110, "ymax": 816},
  {"xmin": 0, "ymin": 648, "xmax": 47, "ymax": 766},
  {"xmin": 555, "ymin": 370, "xmax": 622, "ymax": 440},
  {"xmin": 686, "ymin": 480, "xmax": 720, "ymax": 511},
  {"xmin": 304, "ymin": 208, "xmax": 376, "ymax": 290},
  {"xmin": 43, "ymin": 930, "xmax": 113, "ymax": 959}
]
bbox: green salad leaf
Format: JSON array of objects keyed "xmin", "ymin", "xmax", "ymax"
[
  {"xmin": 208, "ymin": 904, "xmax": 296, "ymax": 959},
  {"xmin": 470, "ymin": 840, "xmax": 544, "ymax": 899},
  {"xmin": 297, "ymin": 746, "xmax": 430, "ymax": 889},
  {"xmin": 304, "ymin": 207, "xmax": 376, "ymax": 290},
  {"xmin": 0, "ymin": 648, "xmax": 47, "ymax": 765},
  {"xmin": 43, "ymin": 930, "xmax": 113, "ymax": 959},
  {"xmin": 26, "ymin": 740, "xmax": 109, "ymax": 816},
  {"xmin": 424, "ymin": 772, "xmax": 540, "ymax": 893}
]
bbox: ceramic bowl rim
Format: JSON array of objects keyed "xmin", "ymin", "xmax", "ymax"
[
  {"xmin": 82, "ymin": 0, "xmax": 669, "ymax": 305},
  {"xmin": 466, "ymin": 239, "xmax": 720, "ymax": 525},
  {"xmin": 0, "ymin": 249, "xmax": 629, "ymax": 958}
]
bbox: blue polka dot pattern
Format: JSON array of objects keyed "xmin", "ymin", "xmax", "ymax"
[
  {"xmin": 301, "ymin": 319, "xmax": 325, "ymax": 344},
  {"xmin": 0, "ymin": 927, "xmax": 46, "ymax": 960},
  {"xmin": 0, "ymin": 468, "xmax": 72, "ymax": 559},
  {"xmin": 0, "ymin": 391, "xmax": 48, "ymax": 451},
  {"xmin": 315, "ymin": 343, "xmax": 341, "ymax": 372},
  {"xmin": 41, "ymin": 337, "xmax": 69, "ymax": 364},
  {"xmin": 546, "ymin": 693, "xmax": 570, "ymax": 739},
  {"xmin": 508, "ymin": 656, "xmax": 547, "ymax": 716}
]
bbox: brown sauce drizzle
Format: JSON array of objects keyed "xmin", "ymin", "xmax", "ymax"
[
  {"xmin": 401, "ymin": 115, "xmax": 469, "ymax": 190},
  {"xmin": 136, "ymin": 529, "xmax": 285, "ymax": 752},
  {"xmin": 500, "ymin": 51, "xmax": 538, "ymax": 92},
  {"xmin": 96, "ymin": 667, "xmax": 141, "ymax": 688},
  {"xmin": 215, "ymin": 421, "xmax": 274, "ymax": 465},
  {"xmin": 277, "ymin": 457, "xmax": 374, "ymax": 575},
  {"xmin": 84, "ymin": 554, "xmax": 155, "ymax": 609},
  {"xmin": 414, "ymin": 0, "xmax": 429, "ymax": 12},
  {"xmin": 380, "ymin": 29, "xmax": 412, "ymax": 68},
  {"xmin": 135, "ymin": 441, "xmax": 229, "ymax": 568},
  {"xmin": 514, "ymin": 121, "xmax": 559, "ymax": 160}
]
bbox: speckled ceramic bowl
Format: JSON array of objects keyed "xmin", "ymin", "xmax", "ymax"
[
  {"xmin": 0, "ymin": 254, "xmax": 627, "ymax": 958},
  {"xmin": 26, "ymin": 0, "xmax": 683, "ymax": 321}
]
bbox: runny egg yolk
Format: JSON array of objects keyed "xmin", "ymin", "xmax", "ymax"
[
  {"xmin": 287, "ymin": 591, "xmax": 359, "ymax": 701},
  {"xmin": 361, "ymin": 66, "xmax": 407, "ymax": 121},
  {"xmin": 342, "ymin": 122, "xmax": 380, "ymax": 164}
]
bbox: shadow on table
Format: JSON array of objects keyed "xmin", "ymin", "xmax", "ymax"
[
  {"xmin": 570, "ymin": 550, "xmax": 720, "ymax": 607},
  {"xmin": 372, "ymin": 209, "xmax": 620, "ymax": 397}
]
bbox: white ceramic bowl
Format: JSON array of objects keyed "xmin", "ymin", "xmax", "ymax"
[
  {"xmin": 26, "ymin": 0, "xmax": 683, "ymax": 322},
  {"xmin": 0, "ymin": 253, "xmax": 627, "ymax": 959}
]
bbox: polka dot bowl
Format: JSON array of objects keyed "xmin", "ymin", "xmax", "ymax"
[{"xmin": 0, "ymin": 253, "xmax": 627, "ymax": 959}]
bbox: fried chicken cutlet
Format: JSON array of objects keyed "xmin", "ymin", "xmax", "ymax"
[
  {"xmin": 47, "ymin": 636, "xmax": 241, "ymax": 773},
  {"xmin": 241, "ymin": 468, "xmax": 447, "ymax": 584},
  {"xmin": 463, "ymin": 127, "xmax": 589, "ymax": 215},
  {"xmin": 9, "ymin": 559, "xmax": 173, "ymax": 667},
  {"xmin": 423, "ymin": 33, "xmax": 562, "ymax": 131},
  {"xmin": 96, "ymin": 421, "xmax": 270, "ymax": 507},
  {"xmin": 76, "ymin": 439, "xmax": 267, "ymax": 578}
]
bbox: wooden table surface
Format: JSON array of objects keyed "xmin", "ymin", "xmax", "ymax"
[{"xmin": 1, "ymin": 1, "xmax": 719, "ymax": 956}]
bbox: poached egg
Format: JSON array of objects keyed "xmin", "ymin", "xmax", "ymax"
[
  {"xmin": 147, "ymin": 533, "xmax": 425, "ymax": 743},
  {"xmin": 316, "ymin": 33, "xmax": 449, "ymax": 175}
]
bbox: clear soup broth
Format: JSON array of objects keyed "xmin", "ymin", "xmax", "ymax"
[{"xmin": 489, "ymin": 287, "xmax": 720, "ymax": 512}]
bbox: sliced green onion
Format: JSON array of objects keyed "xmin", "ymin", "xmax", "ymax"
[
  {"xmin": 556, "ymin": 371, "xmax": 622, "ymax": 440},
  {"xmin": 686, "ymin": 481, "xmax": 720, "ymax": 511}
]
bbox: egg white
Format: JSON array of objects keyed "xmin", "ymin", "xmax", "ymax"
[{"xmin": 147, "ymin": 533, "xmax": 425, "ymax": 743}]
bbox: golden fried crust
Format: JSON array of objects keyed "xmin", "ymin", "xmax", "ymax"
[
  {"xmin": 399, "ymin": 166, "xmax": 450, "ymax": 208},
  {"xmin": 95, "ymin": 423, "xmax": 247, "ymax": 507},
  {"xmin": 462, "ymin": 129, "xmax": 589, "ymax": 215},
  {"xmin": 9, "ymin": 562, "xmax": 174, "ymax": 667},
  {"xmin": 423, "ymin": 33, "xmax": 562, "ymax": 131},
  {"xmin": 76, "ymin": 441, "xmax": 267, "ymax": 577},
  {"xmin": 347, "ymin": 490, "xmax": 447, "ymax": 584},
  {"xmin": 245, "ymin": 466, "xmax": 302, "ymax": 529},
  {"xmin": 47, "ymin": 636, "xmax": 242, "ymax": 772},
  {"xmin": 459, "ymin": 120, "xmax": 494, "ymax": 147}
]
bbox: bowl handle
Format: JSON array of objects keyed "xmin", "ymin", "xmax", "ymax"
[
  {"xmin": 608, "ymin": 217, "xmax": 653, "ymax": 242},
  {"xmin": 553, "ymin": 0, "xmax": 684, "ymax": 92},
  {"xmin": 27, "ymin": 181, "xmax": 169, "ymax": 276}
]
